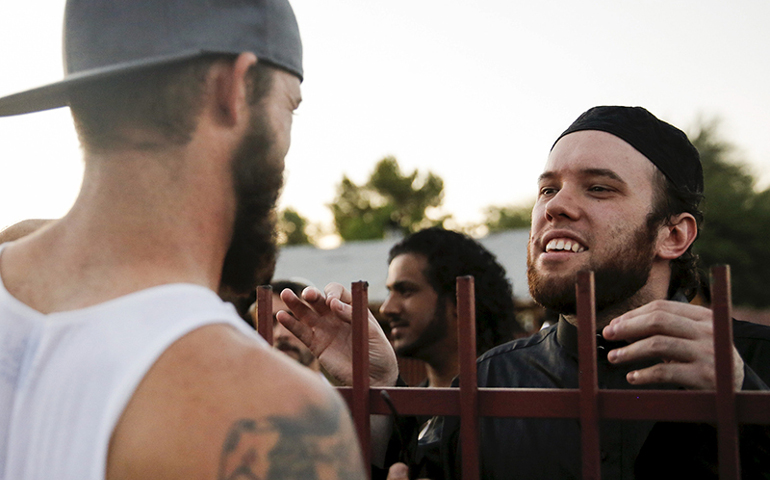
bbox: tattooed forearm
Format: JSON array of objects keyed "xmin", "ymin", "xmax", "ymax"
[{"xmin": 218, "ymin": 400, "xmax": 365, "ymax": 480}]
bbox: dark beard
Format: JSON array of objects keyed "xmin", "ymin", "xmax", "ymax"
[
  {"xmin": 219, "ymin": 108, "xmax": 284, "ymax": 295},
  {"xmin": 394, "ymin": 298, "xmax": 448, "ymax": 359},
  {"xmin": 527, "ymin": 223, "xmax": 657, "ymax": 316}
]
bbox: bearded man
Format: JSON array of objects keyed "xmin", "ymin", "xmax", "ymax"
[
  {"xmin": 437, "ymin": 106, "xmax": 770, "ymax": 480},
  {"xmin": 0, "ymin": 1, "xmax": 364, "ymax": 479},
  {"xmin": 279, "ymin": 106, "xmax": 770, "ymax": 480}
]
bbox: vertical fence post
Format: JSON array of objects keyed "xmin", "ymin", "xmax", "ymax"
[
  {"xmin": 351, "ymin": 281, "xmax": 371, "ymax": 478},
  {"xmin": 457, "ymin": 276, "xmax": 480, "ymax": 480},
  {"xmin": 711, "ymin": 265, "xmax": 741, "ymax": 479},
  {"xmin": 576, "ymin": 271, "xmax": 601, "ymax": 480},
  {"xmin": 256, "ymin": 285, "xmax": 273, "ymax": 345}
]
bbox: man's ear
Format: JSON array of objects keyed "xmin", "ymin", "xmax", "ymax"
[
  {"xmin": 656, "ymin": 213, "xmax": 698, "ymax": 260},
  {"xmin": 211, "ymin": 52, "xmax": 258, "ymax": 127}
]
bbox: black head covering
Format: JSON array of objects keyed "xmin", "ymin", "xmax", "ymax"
[
  {"xmin": 0, "ymin": 0, "xmax": 303, "ymax": 117},
  {"xmin": 553, "ymin": 106, "xmax": 703, "ymax": 195}
]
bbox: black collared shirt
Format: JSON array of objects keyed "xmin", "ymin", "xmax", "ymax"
[{"xmin": 438, "ymin": 317, "xmax": 770, "ymax": 480}]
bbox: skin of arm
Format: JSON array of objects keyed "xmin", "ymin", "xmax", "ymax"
[
  {"xmin": 602, "ymin": 300, "xmax": 745, "ymax": 390},
  {"xmin": 105, "ymin": 323, "xmax": 366, "ymax": 480}
]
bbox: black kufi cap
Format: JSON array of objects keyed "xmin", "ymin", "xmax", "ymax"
[
  {"xmin": 0, "ymin": 0, "xmax": 303, "ymax": 117},
  {"xmin": 553, "ymin": 106, "xmax": 703, "ymax": 195}
]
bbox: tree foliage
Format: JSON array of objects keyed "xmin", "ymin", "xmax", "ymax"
[
  {"xmin": 329, "ymin": 156, "xmax": 446, "ymax": 241},
  {"xmin": 483, "ymin": 202, "xmax": 534, "ymax": 232},
  {"xmin": 277, "ymin": 207, "xmax": 311, "ymax": 245},
  {"xmin": 690, "ymin": 120, "xmax": 770, "ymax": 307}
]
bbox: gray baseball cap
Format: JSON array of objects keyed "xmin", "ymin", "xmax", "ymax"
[{"xmin": 0, "ymin": 0, "xmax": 303, "ymax": 117}]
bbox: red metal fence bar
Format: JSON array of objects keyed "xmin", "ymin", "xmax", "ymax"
[
  {"xmin": 351, "ymin": 281, "xmax": 371, "ymax": 477},
  {"xmin": 712, "ymin": 266, "xmax": 740, "ymax": 479},
  {"xmin": 576, "ymin": 271, "xmax": 600, "ymax": 479},
  {"xmin": 256, "ymin": 285, "xmax": 272, "ymax": 343},
  {"xmin": 457, "ymin": 276, "xmax": 480, "ymax": 480},
  {"xmin": 259, "ymin": 266, "xmax": 770, "ymax": 479}
]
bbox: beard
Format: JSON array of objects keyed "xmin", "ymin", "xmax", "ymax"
[
  {"xmin": 219, "ymin": 106, "xmax": 284, "ymax": 295},
  {"xmin": 527, "ymin": 221, "xmax": 658, "ymax": 316},
  {"xmin": 393, "ymin": 298, "xmax": 448, "ymax": 359}
]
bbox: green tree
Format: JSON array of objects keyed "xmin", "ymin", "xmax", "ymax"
[
  {"xmin": 277, "ymin": 207, "xmax": 311, "ymax": 245},
  {"xmin": 691, "ymin": 120, "xmax": 770, "ymax": 307},
  {"xmin": 329, "ymin": 156, "xmax": 446, "ymax": 241},
  {"xmin": 483, "ymin": 202, "xmax": 534, "ymax": 232}
]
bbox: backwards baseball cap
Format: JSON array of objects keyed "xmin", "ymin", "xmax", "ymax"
[
  {"xmin": 553, "ymin": 106, "xmax": 703, "ymax": 195},
  {"xmin": 0, "ymin": 0, "xmax": 302, "ymax": 117}
]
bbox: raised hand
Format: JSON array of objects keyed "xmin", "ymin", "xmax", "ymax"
[
  {"xmin": 602, "ymin": 300, "xmax": 744, "ymax": 390},
  {"xmin": 278, "ymin": 283, "xmax": 399, "ymax": 387}
]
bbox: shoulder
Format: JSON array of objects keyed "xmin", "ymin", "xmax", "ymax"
[
  {"xmin": 477, "ymin": 325, "xmax": 556, "ymax": 365},
  {"xmin": 107, "ymin": 323, "xmax": 364, "ymax": 480}
]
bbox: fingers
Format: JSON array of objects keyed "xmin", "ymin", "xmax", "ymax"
[
  {"xmin": 602, "ymin": 300, "xmax": 712, "ymax": 343},
  {"xmin": 623, "ymin": 358, "xmax": 715, "ymax": 390},
  {"xmin": 276, "ymin": 310, "xmax": 314, "ymax": 346},
  {"xmin": 386, "ymin": 463, "xmax": 410, "ymax": 480},
  {"xmin": 601, "ymin": 300, "xmax": 723, "ymax": 390},
  {"xmin": 324, "ymin": 282, "xmax": 352, "ymax": 304}
]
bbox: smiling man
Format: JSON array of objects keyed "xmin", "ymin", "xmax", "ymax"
[
  {"xmin": 279, "ymin": 106, "xmax": 770, "ymax": 480},
  {"xmin": 438, "ymin": 106, "xmax": 770, "ymax": 479},
  {"xmin": 0, "ymin": 1, "xmax": 363, "ymax": 479}
]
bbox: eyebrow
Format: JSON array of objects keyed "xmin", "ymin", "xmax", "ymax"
[{"xmin": 538, "ymin": 168, "xmax": 626, "ymax": 185}]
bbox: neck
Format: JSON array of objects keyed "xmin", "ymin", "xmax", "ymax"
[
  {"xmin": 424, "ymin": 353, "xmax": 460, "ymax": 388},
  {"xmin": 563, "ymin": 262, "xmax": 672, "ymax": 330},
  {"xmin": 1, "ymin": 141, "xmax": 235, "ymax": 313}
]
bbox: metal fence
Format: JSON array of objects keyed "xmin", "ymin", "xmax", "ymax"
[{"xmin": 256, "ymin": 266, "xmax": 770, "ymax": 480}]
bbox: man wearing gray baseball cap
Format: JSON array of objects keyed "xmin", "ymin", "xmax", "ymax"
[{"xmin": 0, "ymin": 1, "xmax": 365, "ymax": 479}]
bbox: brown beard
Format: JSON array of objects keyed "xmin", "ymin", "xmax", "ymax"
[
  {"xmin": 219, "ymin": 105, "xmax": 284, "ymax": 295},
  {"xmin": 393, "ymin": 297, "xmax": 448, "ymax": 359},
  {"xmin": 527, "ymin": 221, "xmax": 657, "ymax": 316}
]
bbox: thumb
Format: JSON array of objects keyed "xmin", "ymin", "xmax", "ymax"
[{"xmin": 386, "ymin": 462, "xmax": 410, "ymax": 480}]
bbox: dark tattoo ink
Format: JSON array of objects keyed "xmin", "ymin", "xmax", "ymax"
[{"xmin": 218, "ymin": 400, "xmax": 363, "ymax": 480}]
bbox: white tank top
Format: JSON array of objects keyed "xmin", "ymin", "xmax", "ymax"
[{"xmin": 0, "ymin": 244, "xmax": 265, "ymax": 480}]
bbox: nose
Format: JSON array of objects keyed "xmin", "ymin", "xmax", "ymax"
[
  {"xmin": 379, "ymin": 294, "xmax": 397, "ymax": 318},
  {"xmin": 543, "ymin": 187, "xmax": 580, "ymax": 222}
]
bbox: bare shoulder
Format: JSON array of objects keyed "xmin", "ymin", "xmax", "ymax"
[{"xmin": 107, "ymin": 323, "xmax": 365, "ymax": 480}]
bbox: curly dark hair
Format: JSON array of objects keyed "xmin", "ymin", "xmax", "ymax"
[
  {"xmin": 646, "ymin": 169, "xmax": 705, "ymax": 301},
  {"xmin": 388, "ymin": 227, "xmax": 520, "ymax": 355}
]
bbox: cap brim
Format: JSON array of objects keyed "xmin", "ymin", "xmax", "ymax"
[{"xmin": 0, "ymin": 50, "xmax": 215, "ymax": 117}]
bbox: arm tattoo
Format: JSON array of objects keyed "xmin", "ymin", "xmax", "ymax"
[{"xmin": 218, "ymin": 400, "xmax": 364, "ymax": 480}]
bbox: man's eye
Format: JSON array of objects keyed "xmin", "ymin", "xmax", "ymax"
[
  {"xmin": 539, "ymin": 187, "xmax": 557, "ymax": 196},
  {"xmin": 589, "ymin": 185, "xmax": 611, "ymax": 193}
]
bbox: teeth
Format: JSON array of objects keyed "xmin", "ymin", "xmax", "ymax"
[{"xmin": 546, "ymin": 238, "xmax": 586, "ymax": 253}]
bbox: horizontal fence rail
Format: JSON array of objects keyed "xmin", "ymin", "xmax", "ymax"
[{"xmin": 257, "ymin": 266, "xmax": 770, "ymax": 480}]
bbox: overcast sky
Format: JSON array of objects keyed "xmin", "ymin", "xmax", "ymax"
[{"xmin": 1, "ymin": 1, "xmax": 769, "ymax": 242}]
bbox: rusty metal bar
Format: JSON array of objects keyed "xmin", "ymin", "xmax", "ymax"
[
  {"xmin": 711, "ymin": 265, "xmax": 740, "ymax": 479},
  {"xmin": 457, "ymin": 276, "xmax": 480, "ymax": 480},
  {"xmin": 351, "ymin": 281, "xmax": 371, "ymax": 478},
  {"xmin": 576, "ymin": 270, "xmax": 600, "ymax": 480},
  {"xmin": 256, "ymin": 285, "xmax": 273, "ymax": 345},
  {"xmin": 338, "ymin": 388, "xmax": 770, "ymax": 424}
]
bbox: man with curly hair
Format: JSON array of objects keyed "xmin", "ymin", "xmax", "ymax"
[{"xmin": 382, "ymin": 227, "xmax": 521, "ymax": 388}]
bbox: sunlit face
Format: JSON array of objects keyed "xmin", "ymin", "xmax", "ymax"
[
  {"xmin": 219, "ymin": 69, "xmax": 302, "ymax": 294},
  {"xmin": 271, "ymin": 293, "xmax": 317, "ymax": 368},
  {"xmin": 527, "ymin": 130, "xmax": 660, "ymax": 318},
  {"xmin": 379, "ymin": 253, "xmax": 454, "ymax": 360}
]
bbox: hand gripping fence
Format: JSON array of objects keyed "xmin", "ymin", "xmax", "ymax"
[{"xmin": 255, "ymin": 266, "xmax": 770, "ymax": 480}]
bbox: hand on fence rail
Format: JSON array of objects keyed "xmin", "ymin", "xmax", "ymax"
[
  {"xmin": 602, "ymin": 299, "xmax": 745, "ymax": 390},
  {"xmin": 387, "ymin": 462, "xmax": 430, "ymax": 480},
  {"xmin": 278, "ymin": 283, "xmax": 399, "ymax": 387}
]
